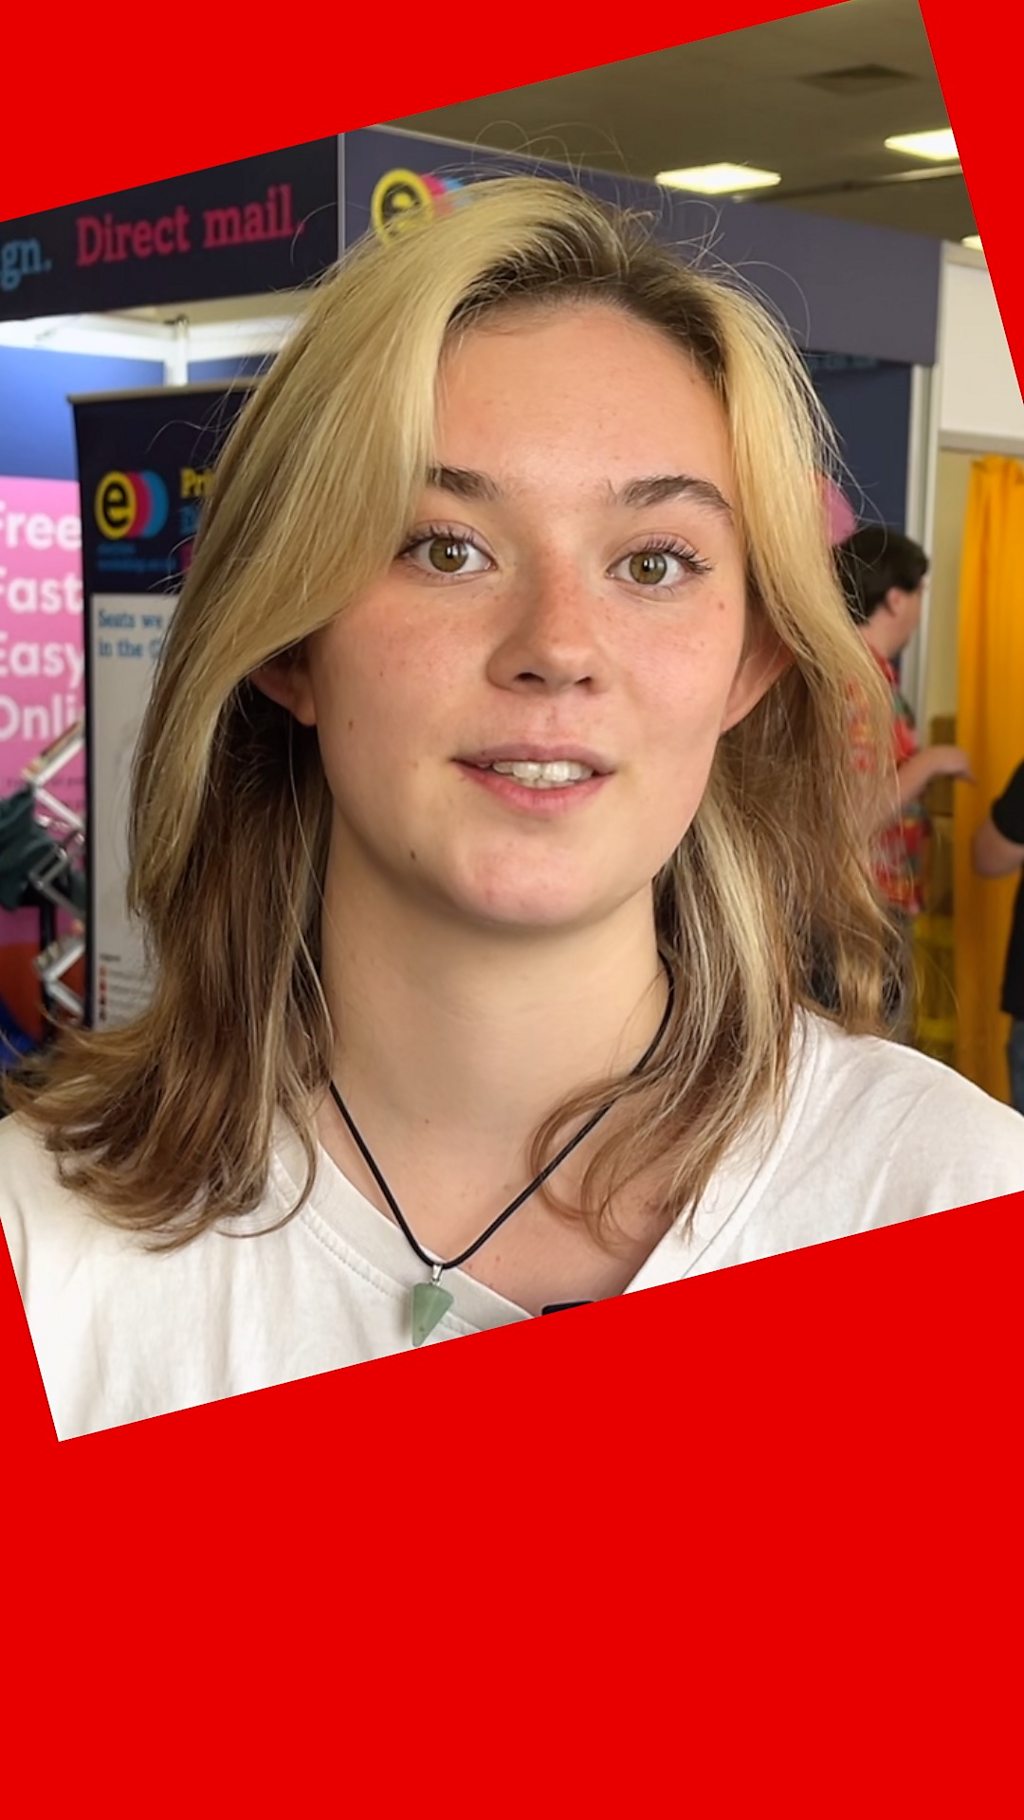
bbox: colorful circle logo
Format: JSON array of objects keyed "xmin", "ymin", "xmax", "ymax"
[
  {"xmin": 95, "ymin": 470, "xmax": 170, "ymax": 541},
  {"xmin": 371, "ymin": 169, "xmax": 466, "ymax": 241}
]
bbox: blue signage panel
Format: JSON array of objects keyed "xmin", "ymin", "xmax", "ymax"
[{"xmin": 342, "ymin": 127, "xmax": 941, "ymax": 367}]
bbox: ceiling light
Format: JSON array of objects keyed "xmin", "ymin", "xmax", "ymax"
[
  {"xmin": 655, "ymin": 163, "xmax": 782, "ymax": 195},
  {"xmin": 884, "ymin": 128, "xmax": 959, "ymax": 162},
  {"xmin": 961, "ymin": 234, "xmax": 983, "ymax": 251}
]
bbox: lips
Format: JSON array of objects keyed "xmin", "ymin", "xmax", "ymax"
[
  {"xmin": 457, "ymin": 744, "xmax": 613, "ymax": 774},
  {"xmin": 452, "ymin": 748, "xmax": 612, "ymax": 813}
]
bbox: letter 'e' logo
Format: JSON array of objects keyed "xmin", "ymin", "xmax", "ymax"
[
  {"xmin": 95, "ymin": 470, "xmax": 170, "ymax": 541},
  {"xmin": 370, "ymin": 170, "xmax": 465, "ymax": 241}
]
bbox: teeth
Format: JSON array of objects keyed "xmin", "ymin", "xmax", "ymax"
[{"xmin": 489, "ymin": 760, "xmax": 594, "ymax": 788}]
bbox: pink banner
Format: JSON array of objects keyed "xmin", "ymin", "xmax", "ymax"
[
  {"xmin": 0, "ymin": 477, "xmax": 84, "ymax": 952},
  {"xmin": 824, "ymin": 476, "xmax": 857, "ymax": 547}
]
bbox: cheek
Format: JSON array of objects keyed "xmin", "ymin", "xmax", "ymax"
[
  {"xmin": 639, "ymin": 610, "xmax": 746, "ymax": 742},
  {"xmin": 308, "ymin": 612, "xmax": 459, "ymax": 801},
  {"xmin": 306, "ymin": 635, "xmax": 376, "ymax": 793},
  {"xmin": 316, "ymin": 599, "xmax": 465, "ymax": 709}
]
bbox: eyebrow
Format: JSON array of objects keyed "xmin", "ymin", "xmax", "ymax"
[
  {"xmin": 614, "ymin": 474, "xmax": 734, "ymax": 520},
  {"xmin": 426, "ymin": 464, "xmax": 733, "ymax": 520},
  {"xmin": 426, "ymin": 464, "xmax": 500, "ymax": 502}
]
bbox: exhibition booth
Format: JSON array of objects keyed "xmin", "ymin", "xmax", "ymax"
[{"xmin": 0, "ymin": 125, "xmax": 1017, "ymax": 1083}]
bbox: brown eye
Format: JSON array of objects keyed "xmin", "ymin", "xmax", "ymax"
[
  {"xmin": 401, "ymin": 533, "xmax": 491, "ymax": 577},
  {"xmin": 428, "ymin": 536, "xmax": 471, "ymax": 573},
  {"xmin": 627, "ymin": 551, "xmax": 670, "ymax": 585},
  {"xmin": 611, "ymin": 545, "xmax": 704, "ymax": 589}
]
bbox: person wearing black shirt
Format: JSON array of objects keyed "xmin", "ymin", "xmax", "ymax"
[{"xmin": 973, "ymin": 762, "xmax": 1024, "ymax": 1112}]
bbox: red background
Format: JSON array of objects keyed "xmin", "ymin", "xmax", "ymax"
[{"xmin": 2, "ymin": 3, "xmax": 1021, "ymax": 1808}]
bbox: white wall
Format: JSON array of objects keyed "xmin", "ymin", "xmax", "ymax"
[
  {"xmin": 938, "ymin": 252, "xmax": 1024, "ymax": 442},
  {"xmin": 910, "ymin": 250, "xmax": 1024, "ymax": 724}
]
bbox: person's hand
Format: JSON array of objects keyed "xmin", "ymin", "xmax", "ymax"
[{"xmin": 926, "ymin": 744, "xmax": 974, "ymax": 784}]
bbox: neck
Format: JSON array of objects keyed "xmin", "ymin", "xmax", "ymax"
[
  {"xmin": 861, "ymin": 620, "xmax": 898, "ymax": 663},
  {"xmin": 318, "ymin": 861, "xmax": 665, "ymax": 1162}
]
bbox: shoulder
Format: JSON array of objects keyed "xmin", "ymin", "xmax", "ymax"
[
  {"xmin": 0, "ymin": 1112, "xmax": 117, "ymax": 1289},
  {"xmin": 1000, "ymin": 760, "xmax": 1024, "ymax": 800},
  {"xmin": 0, "ymin": 1108, "xmax": 68, "ymax": 1206},
  {"xmin": 993, "ymin": 762, "xmax": 1024, "ymax": 834},
  {"xmin": 0, "ymin": 1111, "xmax": 305, "ymax": 1290},
  {"xmin": 789, "ymin": 1015, "xmax": 1024, "ymax": 1213},
  {"xmin": 662, "ymin": 1018, "xmax": 1024, "ymax": 1281}
]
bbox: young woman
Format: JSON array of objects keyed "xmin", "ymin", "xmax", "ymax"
[{"xmin": 3, "ymin": 177, "xmax": 1023, "ymax": 1441}]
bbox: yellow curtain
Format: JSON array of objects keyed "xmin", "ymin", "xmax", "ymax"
[{"xmin": 953, "ymin": 455, "xmax": 1024, "ymax": 1097}]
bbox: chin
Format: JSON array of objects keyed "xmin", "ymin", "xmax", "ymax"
[
  {"xmin": 445, "ymin": 862, "xmax": 632, "ymax": 933},
  {"xmin": 467, "ymin": 900, "xmax": 597, "ymax": 933}
]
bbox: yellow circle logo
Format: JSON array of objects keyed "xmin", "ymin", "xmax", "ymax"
[
  {"xmin": 371, "ymin": 169, "xmax": 435, "ymax": 240},
  {"xmin": 95, "ymin": 471, "xmax": 137, "ymax": 540}
]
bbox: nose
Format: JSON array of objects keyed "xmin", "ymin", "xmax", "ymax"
[{"xmin": 485, "ymin": 562, "xmax": 609, "ymax": 696}]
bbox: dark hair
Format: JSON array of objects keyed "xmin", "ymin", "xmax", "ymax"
[{"xmin": 835, "ymin": 526, "xmax": 930, "ymax": 626}]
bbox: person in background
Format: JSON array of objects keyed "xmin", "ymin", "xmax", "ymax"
[
  {"xmin": 972, "ymin": 764, "xmax": 1024, "ymax": 1113},
  {"xmin": 835, "ymin": 526, "xmax": 973, "ymax": 1033},
  {"xmin": 836, "ymin": 526, "xmax": 973, "ymax": 921}
]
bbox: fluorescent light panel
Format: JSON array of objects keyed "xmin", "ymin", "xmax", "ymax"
[
  {"xmin": 655, "ymin": 162, "xmax": 782, "ymax": 195},
  {"xmin": 884, "ymin": 128, "xmax": 959, "ymax": 162},
  {"xmin": 961, "ymin": 234, "xmax": 983, "ymax": 252},
  {"xmin": 0, "ymin": 311, "xmax": 294, "ymax": 360}
]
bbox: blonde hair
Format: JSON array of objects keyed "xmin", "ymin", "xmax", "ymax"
[{"xmin": 5, "ymin": 176, "xmax": 893, "ymax": 1244}]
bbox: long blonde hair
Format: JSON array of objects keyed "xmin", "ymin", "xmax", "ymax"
[{"xmin": 5, "ymin": 177, "xmax": 893, "ymax": 1244}]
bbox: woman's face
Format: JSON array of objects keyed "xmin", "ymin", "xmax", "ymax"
[{"xmin": 269, "ymin": 302, "xmax": 781, "ymax": 934}]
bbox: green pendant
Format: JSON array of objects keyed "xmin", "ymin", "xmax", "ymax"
[{"xmin": 411, "ymin": 1278, "xmax": 454, "ymax": 1348}]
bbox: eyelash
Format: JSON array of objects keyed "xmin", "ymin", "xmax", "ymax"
[
  {"xmin": 397, "ymin": 523, "xmax": 714, "ymax": 590},
  {"xmin": 627, "ymin": 534, "xmax": 714, "ymax": 586},
  {"xmin": 397, "ymin": 522, "xmax": 486, "ymax": 574}
]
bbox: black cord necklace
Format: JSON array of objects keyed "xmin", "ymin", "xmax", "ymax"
[{"xmin": 328, "ymin": 968, "xmax": 675, "ymax": 1346}]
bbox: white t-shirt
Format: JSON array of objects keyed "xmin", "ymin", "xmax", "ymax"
[{"xmin": 2, "ymin": 1013, "xmax": 1023, "ymax": 1441}]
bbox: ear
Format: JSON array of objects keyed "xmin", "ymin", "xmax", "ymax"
[
  {"xmin": 721, "ymin": 616, "xmax": 791, "ymax": 733},
  {"xmin": 248, "ymin": 645, "xmax": 318, "ymax": 728}
]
